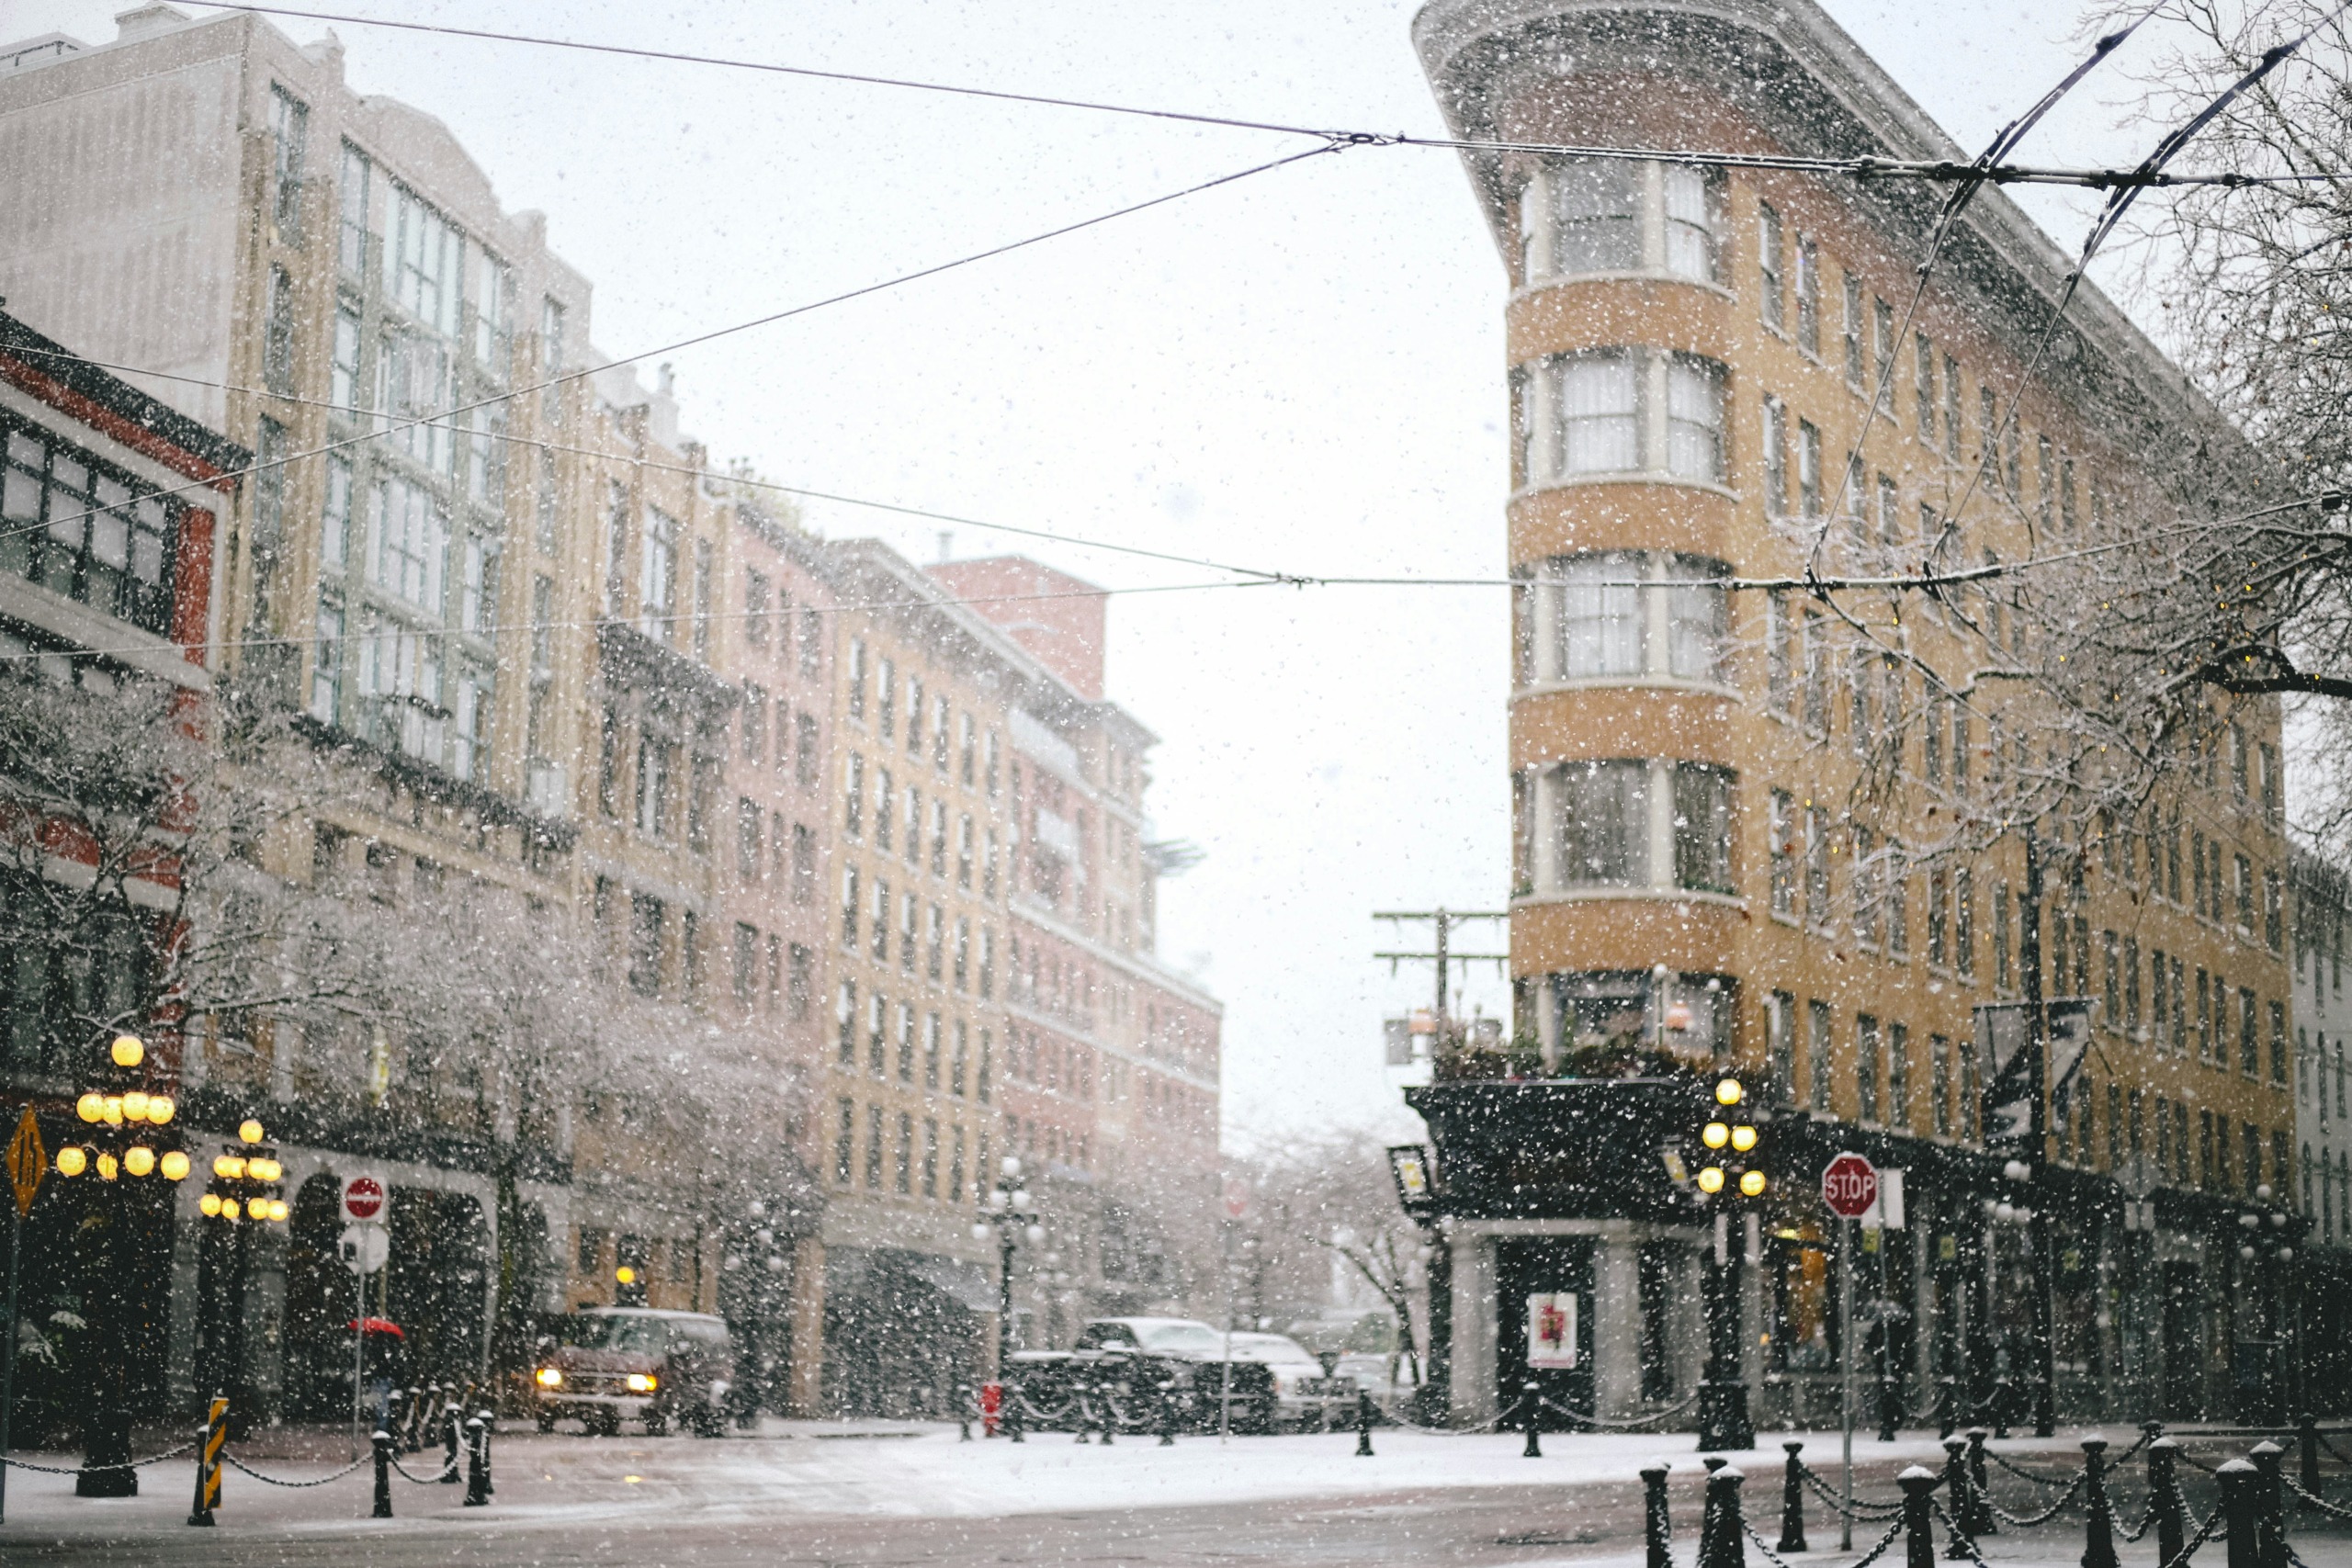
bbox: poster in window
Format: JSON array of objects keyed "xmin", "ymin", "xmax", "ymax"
[{"xmin": 1526, "ymin": 1292, "xmax": 1578, "ymax": 1369}]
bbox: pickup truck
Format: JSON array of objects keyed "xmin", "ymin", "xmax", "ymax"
[{"xmin": 1001, "ymin": 1317, "xmax": 1308, "ymax": 1435}]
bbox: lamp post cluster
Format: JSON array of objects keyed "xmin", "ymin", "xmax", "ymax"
[
  {"xmin": 2236, "ymin": 1183, "xmax": 2299, "ymax": 1423},
  {"xmin": 972, "ymin": 1156, "xmax": 1042, "ymax": 1374},
  {"xmin": 56, "ymin": 1035, "xmax": 186, "ymax": 1189},
  {"xmin": 1689, "ymin": 1073, "xmax": 1762, "ymax": 1450}
]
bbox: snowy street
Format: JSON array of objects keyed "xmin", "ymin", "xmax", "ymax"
[{"xmin": 6, "ymin": 1425, "xmax": 2351, "ymax": 1566}]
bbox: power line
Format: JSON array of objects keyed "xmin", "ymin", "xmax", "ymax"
[
  {"xmin": 186, "ymin": 3, "xmax": 2332, "ymax": 190},
  {"xmin": 14, "ymin": 141, "xmax": 1340, "ymax": 551}
]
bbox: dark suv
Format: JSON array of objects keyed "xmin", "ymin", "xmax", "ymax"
[{"xmin": 531, "ymin": 1308, "xmax": 733, "ymax": 1437}]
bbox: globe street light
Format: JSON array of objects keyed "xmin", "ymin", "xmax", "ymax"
[
  {"xmin": 50, "ymin": 1035, "xmax": 194, "ymax": 1496},
  {"xmin": 972, "ymin": 1156, "xmax": 1041, "ymax": 1376}
]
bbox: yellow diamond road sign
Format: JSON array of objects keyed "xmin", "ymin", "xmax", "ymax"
[{"xmin": 7, "ymin": 1106, "xmax": 44, "ymax": 1218}]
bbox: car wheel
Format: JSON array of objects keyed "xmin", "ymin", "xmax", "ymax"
[
  {"xmin": 643, "ymin": 1410, "xmax": 669, "ymax": 1438},
  {"xmin": 585, "ymin": 1408, "xmax": 620, "ymax": 1438},
  {"xmin": 536, "ymin": 1412, "xmax": 557, "ymax": 1433}
]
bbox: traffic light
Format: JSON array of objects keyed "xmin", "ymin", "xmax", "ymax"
[{"xmin": 1693, "ymin": 1076, "xmax": 1766, "ymax": 1201}]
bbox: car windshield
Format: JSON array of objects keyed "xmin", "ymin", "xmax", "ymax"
[
  {"xmin": 1135, "ymin": 1323, "xmax": 1222, "ymax": 1354},
  {"xmin": 557, "ymin": 1314, "xmax": 673, "ymax": 1355}
]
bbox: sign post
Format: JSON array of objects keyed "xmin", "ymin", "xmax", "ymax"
[
  {"xmin": 339, "ymin": 1176, "xmax": 390, "ymax": 1459},
  {"xmin": 1219, "ymin": 1179, "xmax": 1248, "ymax": 1446},
  {"xmin": 1822, "ymin": 1152, "xmax": 1879, "ymax": 1549},
  {"xmin": 1, "ymin": 1107, "xmax": 45, "ymax": 1524}
]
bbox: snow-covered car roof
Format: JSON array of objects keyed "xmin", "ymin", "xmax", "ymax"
[{"xmin": 1224, "ymin": 1333, "xmax": 1321, "ymax": 1365}]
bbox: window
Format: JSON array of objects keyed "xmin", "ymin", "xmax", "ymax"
[
  {"xmin": 311, "ymin": 601, "xmax": 344, "ymax": 722},
  {"xmin": 865, "ymin": 1106, "xmax": 885, "ymax": 1189},
  {"xmin": 1769, "ymin": 790, "xmax": 1795, "ymax": 919},
  {"xmin": 1943, "ymin": 355, "xmax": 1963, "ymax": 461},
  {"xmin": 835, "ymin": 1099, "xmax": 855, "ymax": 1184},
  {"xmin": 1560, "ymin": 354, "xmax": 1639, "ymax": 472},
  {"xmin": 1954, "ymin": 869, "xmax": 1974, "ymax": 977},
  {"xmin": 1671, "ymin": 765, "xmax": 1733, "ymax": 894},
  {"xmin": 847, "ymin": 637, "xmax": 867, "ymax": 722},
  {"xmin": 338, "ymin": 141, "xmax": 371, "ymax": 275},
  {"xmin": 1804, "ymin": 806, "xmax": 1831, "ymax": 929},
  {"xmin": 1546, "ymin": 158, "xmax": 1640, "ymax": 276},
  {"xmin": 1762, "ymin": 396, "xmax": 1788, "ymax": 515},
  {"xmin": 1915, "ymin": 334, "xmax": 1936, "ymax": 444},
  {"xmin": 1857, "ymin": 1014, "xmax": 1882, "ymax": 1122},
  {"xmin": 843, "ymin": 752, "xmax": 865, "ymax": 839},
  {"xmin": 1930, "ymin": 1033, "xmax": 1951, "ymax": 1135},
  {"xmin": 628, "ymin": 894, "xmax": 664, "ymax": 996},
  {"xmin": 1665, "ymin": 357, "xmax": 1725, "ymax": 480},
  {"xmin": 1794, "ymin": 236, "xmax": 1820, "ymax": 355},
  {"xmin": 1527, "ymin": 553, "xmax": 1725, "ymax": 684},
  {"xmin": 264, "ymin": 265, "xmax": 297, "ymax": 394},
  {"xmin": 1872, "ymin": 297, "xmax": 1894, "ymax": 389},
  {"xmin": 1842, "ymin": 273, "xmax": 1864, "ymax": 385},
  {"xmin": 1664, "ymin": 558, "xmax": 1727, "ymax": 681},
  {"xmin": 1662, "ymin": 164, "xmax": 1720, "ymax": 280},
  {"xmin": 732, "ymin": 921, "xmax": 758, "ymax": 1005},
  {"xmin": 1557, "ymin": 761, "xmax": 1650, "ymax": 886},
  {"xmin": 693, "ymin": 541, "xmax": 714, "ymax": 658},
  {"xmin": 1766, "ymin": 592, "xmax": 1792, "ymax": 712},
  {"xmin": 633, "ymin": 736, "xmax": 672, "ymax": 838},
  {"xmin": 1797, "ymin": 420, "xmax": 1822, "ymax": 517},
  {"xmin": 639, "ymin": 506, "xmax": 677, "ymax": 643},
  {"xmin": 1808, "ymin": 999, "xmax": 1834, "ymax": 1111},
  {"xmin": 1758, "ymin": 201, "xmax": 1784, "ymax": 330},
  {"xmin": 1555, "ymin": 554, "xmax": 1642, "ymax": 677},
  {"xmin": 2266, "ymin": 870, "xmax": 2284, "ymax": 952},
  {"xmin": 1768, "ymin": 991, "xmax": 1795, "ymax": 1095}
]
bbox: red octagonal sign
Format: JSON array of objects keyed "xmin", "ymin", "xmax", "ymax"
[
  {"xmin": 1821, "ymin": 1152, "xmax": 1878, "ymax": 1218},
  {"xmin": 343, "ymin": 1175, "xmax": 386, "ymax": 1224}
]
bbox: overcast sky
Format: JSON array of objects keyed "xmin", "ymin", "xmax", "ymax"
[{"xmin": 17, "ymin": 0, "xmax": 2179, "ymax": 1147}]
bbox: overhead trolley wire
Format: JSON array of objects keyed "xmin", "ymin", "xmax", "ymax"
[{"xmin": 191, "ymin": 3, "xmax": 2331, "ymax": 190}]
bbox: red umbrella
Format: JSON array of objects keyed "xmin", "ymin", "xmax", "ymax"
[{"xmin": 347, "ymin": 1317, "xmax": 404, "ymax": 1337}]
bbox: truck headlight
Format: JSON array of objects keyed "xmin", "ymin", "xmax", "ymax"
[
  {"xmin": 626, "ymin": 1372, "xmax": 658, "ymax": 1393},
  {"xmin": 535, "ymin": 1367, "xmax": 562, "ymax": 1389}
]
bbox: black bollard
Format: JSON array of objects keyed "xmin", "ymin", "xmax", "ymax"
[
  {"xmin": 2250, "ymin": 1441, "xmax": 2287, "ymax": 1568},
  {"xmin": 442, "ymin": 1403, "xmax": 461, "ymax": 1483},
  {"xmin": 478, "ymin": 1406, "xmax": 495, "ymax": 1498},
  {"xmin": 1522, "ymin": 1382, "xmax": 1543, "ymax": 1459},
  {"xmin": 371, "ymin": 1429, "xmax": 394, "ymax": 1519},
  {"xmin": 1899, "ymin": 1465, "xmax": 1939, "ymax": 1568},
  {"xmin": 1697, "ymin": 1464, "xmax": 1749, "ymax": 1568},
  {"xmin": 2150, "ymin": 1438, "xmax": 2187, "ymax": 1568},
  {"xmin": 1937, "ymin": 1377, "xmax": 1958, "ymax": 1442},
  {"xmin": 1942, "ymin": 1438, "xmax": 1974, "ymax": 1561},
  {"xmin": 1355, "ymin": 1391, "xmax": 1374, "ymax": 1458},
  {"xmin": 1643, "ymin": 1461, "xmax": 1673, "ymax": 1568},
  {"xmin": 1879, "ymin": 1366, "xmax": 1900, "ymax": 1444},
  {"xmin": 958, "ymin": 1383, "xmax": 972, "ymax": 1443},
  {"xmin": 1006, "ymin": 1385, "xmax": 1026, "ymax": 1444},
  {"xmin": 2082, "ymin": 1437, "xmax": 2119, "ymax": 1568},
  {"xmin": 1074, "ymin": 1385, "xmax": 1092, "ymax": 1445},
  {"xmin": 1991, "ymin": 1380, "xmax": 2012, "ymax": 1441},
  {"xmin": 2221, "ymin": 1458, "xmax": 2260, "ymax": 1568},
  {"xmin": 2301, "ymin": 1415, "xmax": 2323, "ymax": 1513},
  {"xmin": 1098, "ymin": 1384, "xmax": 1114, "ymax": 1447},
  {"xmin": 1779, "ymin": 1440, "xmax": 1809, "ymax": 1553},
  {"xmin": 1965, "ymin": 1429, "xmax": 1996, "ymax": 1536},
  {"xmin": 462, "ymin": 1416, "xmax": 490, "ymax": 1507},
  {"xmin": 1161, "ymin": 1382, "xmax": 1179, "ymax": 1448}
]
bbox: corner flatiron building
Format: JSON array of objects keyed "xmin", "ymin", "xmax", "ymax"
[{"xmin": 1408, "ymin": 0, "xmax": 2305, "ymax": 1428}]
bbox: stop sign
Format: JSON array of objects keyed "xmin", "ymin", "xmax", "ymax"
[
  {"xmin": 1821, "ymin": 1152, "xmax": 1878, "ymax": 1218},
  {"xmin": 342, "ymin": 1174, "xmax": 387, "ymax": 1224},
  {"xmin": 1222, "ymin": 1178, "xmax": 1250, "ymax": 1220}
]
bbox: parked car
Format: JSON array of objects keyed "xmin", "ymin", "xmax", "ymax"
[
  {"xmin": 1333, "ymin": 1351, "xmax": 1418, "ymax": 1404},
  {"xmin": 1223, "ymin": 1332, "xmax": 1357, "ymax": 1431},
  {"xmin": 1003, "ymin": 1318, "xmax": 1277, "ymax": 1434},
  {"xmin": 531, "ymin": 1308, "xmax": 733, "ymax": 1437}
]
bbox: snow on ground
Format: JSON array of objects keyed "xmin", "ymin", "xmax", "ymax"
[{"xmin": 0, "ymin": 1421, "xmax": 2196, "ymax": 1540}]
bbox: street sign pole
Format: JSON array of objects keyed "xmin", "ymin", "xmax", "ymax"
[
  {"xmin": 1840, "ymin": 1214, "xmax": 1854, "ymax": 1549},
  {"xmin": 2, "ymin": 1105, "xmax": 47, "ymax": 1526}
]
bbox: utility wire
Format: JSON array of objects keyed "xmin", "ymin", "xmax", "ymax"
[
  {"xmin": 14, "ymin": 141, "xmax": 1341, "ymax": 550},
  {"xmin": 188, "ymin": 3, "xmax": 2331, "ymax": 190},
  {"xmin": 1801, "ymin": 9, "xmax": 2154, "ymax": 582}
]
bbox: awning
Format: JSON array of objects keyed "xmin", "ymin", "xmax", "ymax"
[{"xmin": 890, "ymin": 1250, "xmax": 1000, "ymax": 1315}]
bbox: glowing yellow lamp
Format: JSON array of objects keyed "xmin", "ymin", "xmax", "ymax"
[
  {"xmin": 147, "ymin": 1096, "xmax": 174, "ymax": 1125},
  {"xmin": 238, "ymin": 1119, "xmax": 265, "ymax": 1145},
  {"xmin": 267, "ymin": 1200, "xmax": 289, "ymax": 1222},
  {"xmin": 1696, "ymin": 1166, "xmax": 1726, "ymax": 1194},
  {"xmin": 1701, "ymin": 1122, "xmax": 1730, "ymax": 1150},
  {"xmin": 122, "ymin": 1145, "xmax": 155, "ymax": 1178},
  {"xmin": 198, "ymin": 1192, "xmax": 222, "ymax": 1217},
  {"xmin": 160, "ymin": 1150, "xmax": 190, "ymax": 1181},
  {"xmin": 111, "ymin": 1034, "xmax": 144, "ymax": 1068},
  {"xmin": 101, "ymin": 1097, "xmax": 123, "ymax": 1126},
  {"xmin": 1714, "ymin": 1077, "xmax": 1743, "ymax": 1107},
  {"xmin": 214, "ymin": 1154, "xmax": 246, "ymax": 1180},
  {"xmin": 1739, "ymin": 1170, "xmax": 1769, "ymax": 1198},
  {"xmin": 121, "ymin": 1090, "xmax": 151, "ymax": 1122},
  {"xmin": 535, "ymin": 1367, "xmax": 563, "ymax": 1389},
  {"xmin": 248, "ymin": 1157, "xmax": 282, "ymax": 1182},
  {"xmin": 56, "ymin": 1145, "xmax": 88, "ymax": 1178},
  {"xmin": 220, "ymin": 1198, "xmax": 241, "ymax": 1222},
  {"xmin": 615, "ymin": 1266, "xmax": 637, "ymax": 1286},
  {"xmin": 96, "ymin": 1152, "xmax": 119, "ymax": 1181},
  {"xmin": 1730, "ymin": 1124, "xmax": 1758, "ymax": 1153},
  {"xmin": 625, "ymin": 1372, "xmax": 658, "ymax": 1393},
  {"xmin": 75, "ymin": 1092, "xmax": 104, "ymax": 1123}
]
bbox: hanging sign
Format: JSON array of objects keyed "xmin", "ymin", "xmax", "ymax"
[{"xmin": 1525, "ymin": 1292, "xmax": 1578, "ymax": 1369}]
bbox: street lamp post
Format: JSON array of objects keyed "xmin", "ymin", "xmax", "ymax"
[
  {"xmin": 971, "ymin": 1156, "xmax": 1041, "ymax": 1379},
  {"xmin": 194, "ymin": 1119, "xmax": 288, "ymax": 1432},
  {"xmin": 2235, "ymin": 1185, "xmax": 2299, "ymax": 1425},
  {"xmin": 51, "ymin": 1034, "xmax": 193, "ymax": 1496},
  {"xmin": 1690, "ymin": 1072, "xmax": 1761, "ymax": 1450}
]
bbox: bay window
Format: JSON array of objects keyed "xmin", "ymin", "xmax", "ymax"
[
  {"xmin": 1522, "ymin": 349, "xmax": 1726, "ymax": 485},
  {"xmin": 1521, "ymin": 552, "xmax": 1729, "ymax": 686},
  {"xmin": 1523, "ymin": 758, "xmax": 1738, "ymax": 897},
  {"xmin": 1521, "ymin": 157, "xmax": 1722, "ymax": 285}
]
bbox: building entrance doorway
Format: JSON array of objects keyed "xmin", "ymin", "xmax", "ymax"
[{"xmin": 1496, "ymin": 1235, "xmax": 1595, "ymax": 1428}]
